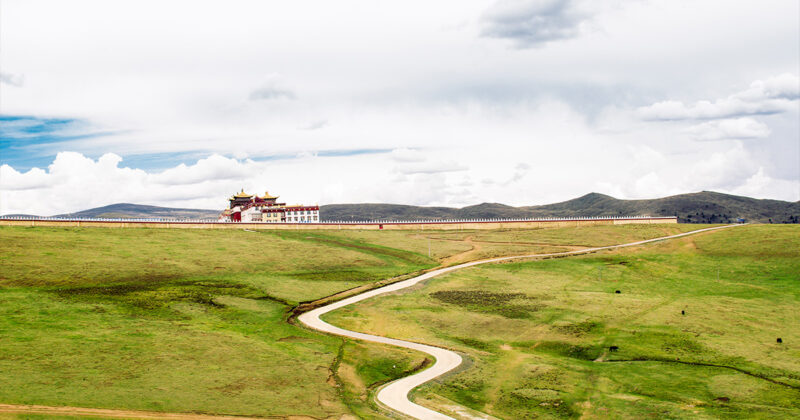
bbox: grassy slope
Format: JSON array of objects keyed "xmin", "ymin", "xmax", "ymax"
[
  {"xmin": 0, "ymin": 226, "xmax": 442, "ymax": 418},
  {"xmin": 325, "ymin": 225, "xmax": 800, "ymax": 419},
  {"xmin": 0, "ymin": 224, "xmax": 731, "ymax": 418},
  {"xmin": 309, "ymin": 225, "xmax": 705, "ymax": 268},
  {"xmin": 424, "ymin": 224, "xmax": 705, "ymax": 247}
]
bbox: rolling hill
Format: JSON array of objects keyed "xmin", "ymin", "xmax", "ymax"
[
  {"xmin": 320, "ymin": 191, "xmax": 799, "ymax": 223},
  {"xmin": 3, "ymin": 192, "xmax": 797, "ymax": 223},
  {"xmin": 524, "ymin": 191, "xmax": 799, "ymax": 223},
  {"xmin": 53, "ymin": 203, "xmax": 220, "ymax": 220}
]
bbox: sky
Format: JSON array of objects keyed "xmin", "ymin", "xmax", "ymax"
[{"xmin": 0, "ymin": 0, "xmax": 798, "ymax": 216}]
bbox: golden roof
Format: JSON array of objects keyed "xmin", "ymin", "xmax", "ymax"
[
  {"xmin": 260, "ymin": 191, "xmax": 279, "ymax": 200},
  {"xmin": 233, "ymin": 189, "xmax": 253, "ymax": 198}
]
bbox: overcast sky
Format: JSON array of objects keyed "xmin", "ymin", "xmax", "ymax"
[{"xmin": 1, "ymin": 0, "xmax": 798, "ymax": 215}]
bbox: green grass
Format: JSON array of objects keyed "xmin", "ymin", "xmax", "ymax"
[
  {"xmin": 0, "ymin": 227, "xmax": 432, "ymax": 300},
  {"xmin": 305, "ymin": 230, "xmax": 474, "ymax": 261},
  {"xmin": 0, "ymin": 223, "xmax": 746, "ymax": 418},
  {"xmin": 429, "ymin": 223, "xmax": 711, "ymax": 247},
  {"xmin": 0, "ymin": 226, "xmax": 449, "ymax": 418},
  {"xmin": 325, "ymin": 225, "xmax": 800, "ymax": 419},
  {"xmin": 0, "ymin": 288, "xmax": 342, "ymax": 416}
]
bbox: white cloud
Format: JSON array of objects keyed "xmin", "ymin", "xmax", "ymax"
[
  {"xmin": 4, "ymin": 94, "xmax": 797, "ymax": 217},
  {"xmin": 637, "ymin": 74, "xmax": 799, "ymax": 121},
  {"xmin": 729, "ymin": 167, "xmax": 800, "ymax": 201},
  {"xmin": 0, "ymin": 71, "xmax": 24, "ymax": 86},
  {"xmin": 684, "ymin": 144, "xmax": 759, "ymax": 191},
  {"xmin": 299, "ymin": 120, "xmax": 329, "ymax": 130},
  {"xmin": 390, "ymin": 148, "xmax": 426, "ymax": 162},
  {"xmin": 0, "ymin": 165, "xmax": 49, "ymax": 190},
  {"xmin": 148, "ymin": 154, "xmax": 256, "ymax": 185},
  {"xmin": 739, "ymin": 73, "xmax": 800, "ymax": 101},
  {"xmin": 248, "ymin": 74, "xmax": 296, "ymax": 101},
  {"xmin": 684, "ymin": 117, "xmax": 771, "ymax": 141},
  {"xmin": 249, "ymin": 86, "xmax": 295, "ymax": 101},
  {"xmin": 394, "ymin": 160, "xmax": 468, "ymax": 175},
  {"xmin": 481, "ymin": 0, "xmax": 588, "ymax": 48}
]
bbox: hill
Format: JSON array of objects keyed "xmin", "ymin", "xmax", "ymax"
[
  {"xmin": 523, "ymin": 191, "xmax": 799, "ymax": 223},
  {"xmin": 3, "ymin": 192, "xmax": 797, "ymax": 223},
  {"xmin": 321, "ymin": 192, "xmax": 799, "ymax": 223},
  {"xmin": 54, "ymin": 203, "xmax": 220, "ymax": 220}
]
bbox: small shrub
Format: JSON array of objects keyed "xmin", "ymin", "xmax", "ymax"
[
  {"xmin": 536, "ymin": 341, "xmax": 602, "ymax": 361},
  {"xmin": 554, "ymin": 321, "xmax": 602, "ymax": 337},
  {"xmin": 430, "ymin": 290, "xmax": 538, "ymax": 319},
  {"xmin": 454, "ymin": 337, "xmax": 492, "ymax": 351},
  {"xmin": 431, "ymin": 290, "xmax": 525, "ymax": 306}
]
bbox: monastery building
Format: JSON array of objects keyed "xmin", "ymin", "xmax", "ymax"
[{"xmin": 219, "ymin": 190, "xmax": 320, "ymax": 223}]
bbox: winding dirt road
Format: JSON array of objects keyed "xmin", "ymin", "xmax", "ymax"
[{"xmin": 298, "ymin": 224, "xmax": 743, "ymax": 419}]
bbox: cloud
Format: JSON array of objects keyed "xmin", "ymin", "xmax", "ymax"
[
  {"xmin": 390, "ymin": 148, "xmax": 426, "ymax": 162},
  {"xmin": 0, "ymin": 115, "xmax": 122, "ymax": 170},
  {"xmin": 0, "ymin": 72, "xmax": 24, "ymax": 87},
  {"xmin": 395, "ymin": 160, "xmax": 469, "ymax": 175},
  {"xmin": 0, "ymin": 165, "xmax": 50, "ymax": 190},
  {"xmin": 730, "ymin": 167, "xmax": 800, "ymax": 201},
  {"xmin": 391, "ymin": 148, "xmax": 469, "ymax": 175},
  {"xmin": 147, "ymin": 154, "xmax": 255, "ymax": 185},
  {"xmin": 0, "ymin": 115, "xmax": 86, "ymax": 140},
  {"xmin": 0, "ymin": 151, "xmax": 471, "ymax": 215},
  {"xmin": 684, "ymin": 117, "xmax": 771, "ymax": 141},
  {"xmin": 637, "ymin": 74, "xmax": 799, "ymax": 121},
  {"xmin": 0, "ymin": 152, "xmax": 254, "ymax": 215},
  {"xmin": 249, "ymin": 86, "xmax": 295, "ymax": 101},
  {"xmin": 248, "ymin": 75, "xmax": 296, "ymax": 101},
  {"xmin": 684, "ymin": 144, "xmax": 758, "ymax": 191},
  {"xmin": 300, "ymin": 120, "xmax": 329, "ymax": 130},
  {"xmin": 504, "ymin": 162, "xmax": 531, "ymax": 185},
  {"xmin": 481, "ymin": 0, "xmax": 586, "ymax": 48},
  {"xmin": 317, "ymin": 149, "xmax": 393, "ymax": 158},
  {"xmin": 741, "ymin": 73, "xmax": 800, "ymax": 101}
]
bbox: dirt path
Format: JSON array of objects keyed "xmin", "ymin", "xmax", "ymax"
[
  {"xmin": 299, "ymin": 224, "xmax": 745, "ymax": 420},
  {"xmin": 439, "ymin": 236, "xmax": 482, "ymax": 266},
  {"xmin": 459, "ymin": 238, "xmax": 589, "ymax": 249},
  {"xmin": 435, "ymin": 235, "xmax": 587, "ymax": 267}
]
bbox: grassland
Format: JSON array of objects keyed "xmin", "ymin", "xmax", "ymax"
[
  {"xmin": 0, "ymin": 223, "xmax": 724, "ymax": 418},
  {"xmin": 325, "ymin": 225, "xmax": 800, "ymax": 419},
  {"xmin": 0, "ymin": 226, "xmax": 446, "ymax": 418},
  {"xmin": 317, "ymin": 224, "xmax": 704, "ymax": 266}
]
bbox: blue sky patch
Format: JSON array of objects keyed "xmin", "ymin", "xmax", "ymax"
[
  {"xmin": 125, "ymin": 148, "xmax": 394, "ymax": 172},
  {"xmin": 121, "ymin": 152, "xmax": 216, "ymax": 171},
  {"xmin": 1, "ymin": 116, "xmax": 395, "ymax": 173},
  {"xmin": 0, "ymin": 114, "xmax": 120, "ymax": 170}
]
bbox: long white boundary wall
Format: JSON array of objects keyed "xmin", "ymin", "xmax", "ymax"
[{"xmin": 0, "ymin": 215, "xmax": 678, "ymax": 230}]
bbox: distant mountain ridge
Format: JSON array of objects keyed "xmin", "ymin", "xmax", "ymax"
[
  {"xmin": 321, "ymin": 191, "xmax": 799, "ymax": 224},
  {"xmin": 53, "ymin": 203, "xmax": 221, "ymax": 220},
  {"xmin": 3, "ymin": 192, "xmax": 798, "ymax": 223}
]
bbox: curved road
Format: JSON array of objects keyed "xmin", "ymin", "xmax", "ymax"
[{"xmin": 298, "ymin": 224, "xmax": 742, "ymax": 419}]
